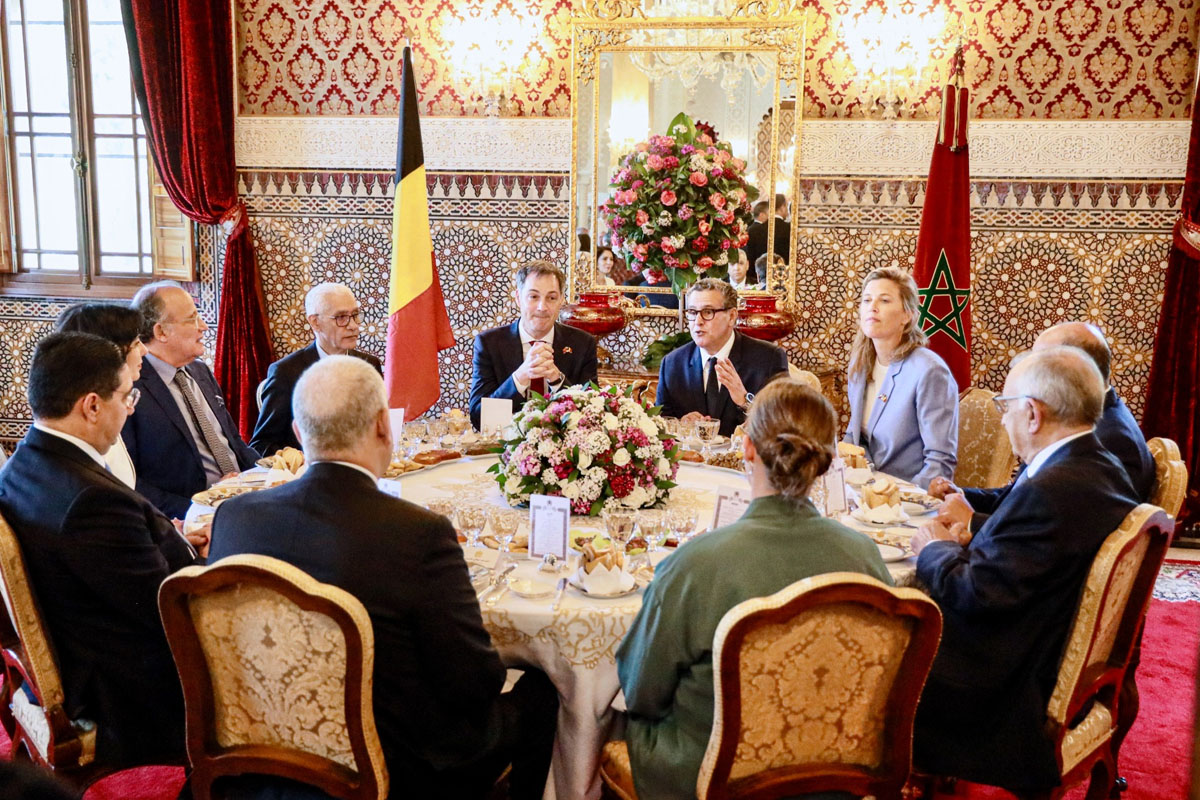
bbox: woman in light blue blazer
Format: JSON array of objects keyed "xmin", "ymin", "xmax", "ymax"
[{"xmin": 844, "ymin": 266, "xmax": 958, "ymax": 488}]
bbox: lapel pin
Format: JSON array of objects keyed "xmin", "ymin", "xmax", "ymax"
[
  {"xmin": 878, "ymin": 393, "xmax": 888, "ymax": 403},
  {"xmin": 562, "ymin": 346, "xmax": 573, "ymax": 354}
]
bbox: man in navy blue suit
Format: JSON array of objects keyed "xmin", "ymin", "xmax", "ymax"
[
  {"xmin": 469, "ymin": 260, "xmax": 598, "ymax": 430},
  {"xmin": 123, "ymin": 282, "xmax": 259, "ymax": 519},
  {"xmin": 655, "ymin": 278, "xmax": 788, "ymax": 437},
  {"xmin": 910, "ymin": 346, "xmax": 1139, "ymax": 793}
]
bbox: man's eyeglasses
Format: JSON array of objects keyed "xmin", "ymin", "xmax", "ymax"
[
  {"xmin": 122, "ymin": 387, "xmax": 141, "ymax": 411},
  {"xmin": 324, "ymin": 310, "xmax": 362, "ymax": 327},
  {"xmin": 992, "ymin": 394, "xmax": 1037, "ymax": 414},
  {"xmin": 684, "ymin": 307, "xmax": 733, "ymax": 321}
]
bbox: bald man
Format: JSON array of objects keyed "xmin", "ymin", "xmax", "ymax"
[
  {"xmin": 250, "ymin": 282, "xmax": 382, "ymax": 456},
  {"xmin": 211, "ymin": 357, "xmax": 558, "ymax": 799},
  {"xmin": 1032, "ymin": 322, "xmax": 1155, "ymax": 499}
]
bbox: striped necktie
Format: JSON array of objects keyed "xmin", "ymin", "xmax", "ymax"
[{"xmin": 173, "ymin": 369, "xmax": 239, "ymax": 476}]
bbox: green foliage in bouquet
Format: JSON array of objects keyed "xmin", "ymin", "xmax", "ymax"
[{"xmin": 641, "ymin": 330, "xmax": 694, "ymax": 372}]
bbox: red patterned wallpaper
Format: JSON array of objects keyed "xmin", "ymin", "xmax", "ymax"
[{"xmin": 236, "ymin": 0, "xmax": 1197, "ymax": 119}]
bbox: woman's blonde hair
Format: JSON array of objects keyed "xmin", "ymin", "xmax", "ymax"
[
  {"xmin": 745, "ymin": 378, "xmax": 837, "ymax": 502},
  {"xmin": 848, "ymin": 266, "xmax": 927, "ymax": 380}
]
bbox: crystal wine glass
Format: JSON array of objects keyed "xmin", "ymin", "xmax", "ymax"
[
  {"xmin": 602, "ymin": 507, "xmax": 637, "ymax": 552},
  {"xmin": 696, "ymin": 419, "xmax": 719, "ymax": 459},
  {"xmin": 637, "ymin": 509, "xmax": 667, "ymax": 553},
  {"xmin": 488, "ymin": 508, "xmax": 520, "ymax": 552},
  {"xmin": 667, "ymin": 506, "xmax": 699, "ymax": 545},
  {"xmin": 456, "ymin": 504, "xmax": 487, "ymax": 549},
  {"xmin": 428, "ymin": 418, "xmax": 450, "ymax": 448}
]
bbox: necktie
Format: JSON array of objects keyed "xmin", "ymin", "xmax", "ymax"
[
  {"xmin": 173, "ymin": 369, "xmax": 239, "ymax": 476},
  {"xmin": 705, "ymin": 356, "xmax": 722, "ymax": 416},
  {"xmin": 528, "ymin": 341, "xmax": 547, "ymax": 398}
]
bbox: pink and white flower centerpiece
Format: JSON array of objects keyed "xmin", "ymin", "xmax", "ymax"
[{"xmin": 489, "ymin": 385, "xmax": 681, "ymax": 516}]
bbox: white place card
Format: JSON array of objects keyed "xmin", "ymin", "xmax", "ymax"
[
  {"xmin": 529, "ymin": 494, "xmax": 569, "ymax": 559},
  {"xmin": 481, "ymin": 397, "xmax": 514, "ymax": 437},
  {"xmin": 824, "ymin": 458, "xmax": 848, "ymax": 516},
  {"xmin": 388, "ymin": 407, "xmax": 407, "ymax": 443},
  {"xmin": 711, "ymin": 486, "xmax": 751, "ymax": 530},
  {"xmin": 377, "ymin": 478, "xmax": 403, "ymax": 499}
]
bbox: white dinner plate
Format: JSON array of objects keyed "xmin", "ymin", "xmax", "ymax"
[
  {"xmin": 850, "ymin": 506, "xmax": 910, "ymax": 526},
  {"xmin": 902, "ymin": 501, "xmax": 937, "ymax": 517},
  {"xmin": 844, "ymin": 467, "xmax": 874, "ymax": 485},
  {"xmin": 875, "ymin": 543, "xmax": 909, "ymax": 562},
  {"xmin": 508, "ymin": 577, "xmax": 556, "ymax": 599},
  {"xmin": 568, "ymin": 572, "xmax": 639, "ymax": 598}
]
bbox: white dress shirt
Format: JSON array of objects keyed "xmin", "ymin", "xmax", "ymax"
[
  {"xmin": 514, "ymin": 323, "xmax": 564, "ymax": 396},
  {"xmin": 1023, "ymin": 428, "xmax": 1094, "ymax": 479},
  {"xmin": 700, "ymin": 333, "xmax": 737, "ymax": 391},
  {"xmin": 145, "ymin": 352, "xmax": 238, "ymax": 486}
]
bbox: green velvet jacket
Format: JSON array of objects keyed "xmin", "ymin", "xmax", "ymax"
[{"xmin": 616, "ymin": 494, "xmax": 894, "ymax": 800}]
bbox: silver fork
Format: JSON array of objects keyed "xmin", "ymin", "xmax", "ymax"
[{"xmin": 477, "ymin": 562, "xmax": 516, "ymax": 602}]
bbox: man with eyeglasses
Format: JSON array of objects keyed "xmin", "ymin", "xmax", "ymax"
[
  {"xmin": 123, "ymin": 281, "xmax": 260, "ymax": 519},
  {"xmin": 250, "ymin": 282, "xmax": 383, "ymax": 456},
  {"xmin": 0, "ymin": 332, "xmax": 201, "ymax": 767},
  {"xmin": 655, "ymin": 277, "xmax": 788, "ymax": 436},
  {"xmin": 908, "ymin": 346, "xmax": 1138, "ymax": 794}
]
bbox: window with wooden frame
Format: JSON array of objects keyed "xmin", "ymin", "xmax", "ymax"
[{"xmin": 0, "ymin": 0, "xmax": 193, "ymax": 298}]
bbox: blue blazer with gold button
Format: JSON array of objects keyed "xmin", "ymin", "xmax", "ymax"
[{"xmin": 844, "ymin": 346, "xmax": 958, "ymax": 488}]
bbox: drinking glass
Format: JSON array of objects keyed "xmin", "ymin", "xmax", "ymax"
[
  {"xmin": 446, "ymin": 414, "xmax": 471, "ymax": 447},
  {"xmin": 406, "ymin": 420, "xmax": 428, "ymax": 453},
  {"xmin": 637, "ymin": 510, "xmax": 667, "ymax": 553},
  {"xmin": 425, "ymin": 498, "xmax": 454, "ymax": 521},
  {"xmin": 428, "ymin": 418, "xmax": 450, "ymax": 448},
  {"xmin": 488, "ymin": 508, "xmax": 521, "ymax": 552},
  {"xmin": 667, "ymin": 506, "xmax": 699, "ymax": 545},
  {"xmin": 602, "ymin": 507, "xmax": 637, "ymax": 552},
  {"xmin": 456, "ymin": 504, "xmax": 487, "ymax": 548},
  {"xmin": 696, "ymin": 419, "xmax": 719, "ymax": 458}
]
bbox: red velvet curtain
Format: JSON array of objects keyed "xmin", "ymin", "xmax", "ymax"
[
  {"xmin": 120, "ymin": 0, "xmax": 273, "ymax": 440},
  {"xmin": 1143, "ymin": 86, "xmax": 1200, "ymax": 527}
]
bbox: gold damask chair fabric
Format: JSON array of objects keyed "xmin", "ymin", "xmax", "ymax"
[
  {"xmin": 954, "ymin": 387, "xmax": 1017, "ymax": 489},
  {"xmin": 158, "ymin": 554, "xmax": 388, "ymax": 800},
  {"xmin": 1146, "ymin": 437, "xmax": 1187, "ymax": 518},
  {"xmin": 600, "ymin": 573, "xmax": 942, "ymax": 800},
  {"xmin": 0, "ymin": 511, "xmax": 102, "ymax": 783}
]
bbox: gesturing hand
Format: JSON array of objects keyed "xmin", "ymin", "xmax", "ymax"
[{"xmin": 714, "ymin": 358, "xmax": 748, "ymax": 407}]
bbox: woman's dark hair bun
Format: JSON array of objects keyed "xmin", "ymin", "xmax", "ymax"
[{"xmin": 745, "ymin": 379, "xmax": 838, "ymax": 502}]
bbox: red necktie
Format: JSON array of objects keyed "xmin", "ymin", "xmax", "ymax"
[{"xmin": 529, "ymin": 341, "xmax": 546, "ymax": 397}]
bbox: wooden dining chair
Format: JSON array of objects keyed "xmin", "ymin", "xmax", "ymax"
[
  {"xmin": 1146, "ymin": 437, "xmax": 1187, "ymax": 519},
  {"xmin": 158, "ymin": 554, "xmax": 389, "ymax": 800},
  {"xmin": 0, "ymin": 511, "xmax": 104, "ymax": 785},
  {"xmin": 599, "ymin": 573, "xmax": 943, "ymax": 800},
  {"xmin": 954, "ymin": 387, "xmax": 1017, "ymax": 489}
]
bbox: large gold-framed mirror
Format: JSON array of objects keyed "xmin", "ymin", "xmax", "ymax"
[{"xmin": 569, "ymin": 2, "xmax": 806, "ymax": 316}]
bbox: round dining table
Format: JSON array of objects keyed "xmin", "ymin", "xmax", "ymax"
[{"xmin": 190, "ymin": 455, "xmax": 924, "ymax": 800}]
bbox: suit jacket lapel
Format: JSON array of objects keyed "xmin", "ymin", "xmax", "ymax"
[
  {"xmin": 866, "ymin": 359, "xmax": 902, "ymax": 440},
  {"xmin": 139, "ymin": 360, "xmax": 199, "ymax": 448},
  {"xmin": 499, "ymin": 321, "xmax": 525, "ymax": 383},
  {"xmin": 685, "ymin": 344, "xmax": 706, "ymax": 411}
]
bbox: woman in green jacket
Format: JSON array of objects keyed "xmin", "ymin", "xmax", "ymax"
[{"xmin": 616, "ymin": 378, "xmax": 894, "ymax": 800}]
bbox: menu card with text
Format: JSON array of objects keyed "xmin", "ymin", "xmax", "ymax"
[
  {"xmin": 711, "ymin": 486, "xmax": 751, "ymax": 531},
  {"xmin": 529, "ymin": 494, "xmax": 569, "ymax": 559}
]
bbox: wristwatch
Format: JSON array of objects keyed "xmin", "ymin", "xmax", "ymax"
[{"xmin": 739, "ymin": 392, "xmax": 755, "ymax": 412}]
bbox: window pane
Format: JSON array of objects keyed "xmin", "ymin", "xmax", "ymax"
[
  {"xmin": 137, "ymin": 142, "xmax": 151, "ymax": 247},
  {"xmin": 94, "ymin": 116, "xmax": 133, "ymax": 135},
  {"xmin": 94, "ymin": 136, "xmax": 138, "ymax": 254},
  {"xmin": 6, "ymin": 20, "xmax": 28, "ymax": 114},
  {"xmin": 101, "ymin": 255, "xmax": 139, "ymax": 274},
  {"xmin": 32, "ymin": 116, "xmax": 72, "ymax": 134},
  {"xmin": 87, "ymin": 8, "xmax": 132, "ymax": 115},
  {"xmin": 14, "ymin": 138, "xmax": 38, "ymax": 252},
  {"xmin": 24, "ymin": 8, "xmax": 70, "ymax": 115},
  {"xmin": 33, "ymin": 135, "xmax": 79, "ymax": 253},
  {"xmin": 40, "ymin": 253, "xmax": 78, "ymax": 271},
  {"xmin": 12, "ymin": 116, "xmax": 30, "ymax": 133}
]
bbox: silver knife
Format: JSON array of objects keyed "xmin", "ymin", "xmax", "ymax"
[
  {"xmin": 487, "ymin": 571, "xmax": 515, "ymax": 607},
  {"xmin": 476, "ymin": 562, "xmax": 516, "ymax": 602},
  {"xmin": 550, "ymin": 577, "xmax": 569, "ymax": 613}
]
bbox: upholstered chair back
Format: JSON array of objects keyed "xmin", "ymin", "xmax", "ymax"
[
  {"xmin": 954, "ymin": 387, "xmax": 1017, "ymax": 489},
  {"xmin": 1147, "ymin": 437, "xmax": 1187, "ymax": 518},
  {"xmin": 696, "ymin": 573, "xmax": 942, "ymax": 800},
  {"xmin": 786, "ymin": 364, "xmax": 822, "ymax": 394},
  {"xmin": 158, "ymin": 554, "xmax": 388, "ymax": 800},
  {"xmin": 1044, "ymin": 504, "xmax": 1171, "ymax": 784},
  {"xmin": 0, "ymin": 511, "xmax": 99, "ymax": 771}
]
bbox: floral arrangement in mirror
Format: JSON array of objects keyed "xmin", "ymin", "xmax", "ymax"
[
  {"xmin": 489, "ymin": 384, "xmax": 680, "ymax": 516},
  {"xmin": 601, "ymin": 112, "xmax": 759, "ymax": 296}
]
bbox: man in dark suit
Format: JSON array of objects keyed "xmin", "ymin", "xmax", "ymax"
[
  {"xmin": 910, "ymin": 346, "xmax": 1139, "ymax": 793},
  {"xmin": 469, "ymin": 260, "xmax": 598, "ymax": 430},
  {"xmin": 0, "ymin": 332, "xmax": 201, "ymax": 765},
  {"xmin": 210, "ymin": 356, "xmax": 558, "ymax": 799},
  {"xmin": 743, "ymin": 194, "xmax": 790, "ymax": 281},
  {"xmin": 742, "ymin": 199, "xmax": 769, "ymax": 283},
  {"xmin": 250, "ymin": 282, "xmax": 382, "ymax": 456},
  {"xmin": 656, "ymin": 278, "xmax": 789, "ymax": 437},
  {"xmin": 123, "ymin": 282, "xmax": 259, "ymax": 519}
]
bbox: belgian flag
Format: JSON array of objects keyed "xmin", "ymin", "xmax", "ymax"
[{"xmin": 385, "ymin": 45, "xmax": 455, "ymax": 417}]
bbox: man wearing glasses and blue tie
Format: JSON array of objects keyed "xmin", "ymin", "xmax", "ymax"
[
  {"xmin": 251, "ymin": 282, "xmax": 383, "ymax": 457},
  {"xmin": 655, "ymin": 278, "xmax": 788, "ymax": 436}
]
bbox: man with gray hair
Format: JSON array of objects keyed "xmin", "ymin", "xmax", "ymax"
[
  {"xmin": 250, "ymin": 282, "xmax": 382, "ymax": 456},
  {"xmin": 469, "ymin": 259, "xmax": 598, "ymax": 429},
  {"xmin": 210, "ymin": 356, "xmax": 558, "ymax": 799},
  {"xmin": 909, "ymin": 346, "xmax": 1139, "ymax": 793},
  {"xmin": 655, "ymin": 277, "xmax": 788, "ymax": 436}
]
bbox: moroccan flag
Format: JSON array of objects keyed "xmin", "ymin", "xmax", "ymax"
[
  {"xmin": 913, "ymin": 48, "xmax": 972, "ymax": 392},
  {"xmin": 385, "ymin": 45, "xmax": 455, "ymax": 418}
]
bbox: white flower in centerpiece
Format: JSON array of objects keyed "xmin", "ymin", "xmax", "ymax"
[
  {"xmin": 603, "ymin": 413, "xmax": 619, "ymax": 430},
  {"xmin": 657, "ymin": 457, "xmax": 671, "ymax": 474},
  {"xmin": 638, "ymin": 418, "xmax": 658, "ymax": 437},
  {"xmin": 537, "ymin": 439, "xmax": 557, "ymax": 457},
  {"xmin": 562, "ymin": 482, "xmax": 581, "ymax": 500},
  {"xmin": 542, "ymin": 467, "xmax": 559, "ymax": 485},
  {"xmin": 612, "ymin": 448, "xmax": 632, "ymax": 467},
  {"xmin": 624, "ymin": 486, "xmax": 648, "ymax": 507},
  {"xmin": 578, "ymin": 451, "xmax": 593, "ymax": 470}
]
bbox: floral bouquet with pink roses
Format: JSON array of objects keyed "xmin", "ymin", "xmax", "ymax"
[
  {"xmin": 489, "ymin": 384, "xmax": 681, "ymax": 516},
  {"xmin": 600, "ymin": 112, "xmax": 759, "ymax": 295}
]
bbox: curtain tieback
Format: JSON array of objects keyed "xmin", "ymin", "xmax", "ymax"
[
  {"xmin": 219, "ymin": 202, "xmax": 249, "ymax": 239},
  {"xmin": 1173, "ymin": 217, "xmax": 1200, "ymax": 261}
]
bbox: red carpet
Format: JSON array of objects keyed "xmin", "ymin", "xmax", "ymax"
[{"xmin": 3, "ymin": 565, "xmax": 1198, "ymax": 799}]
